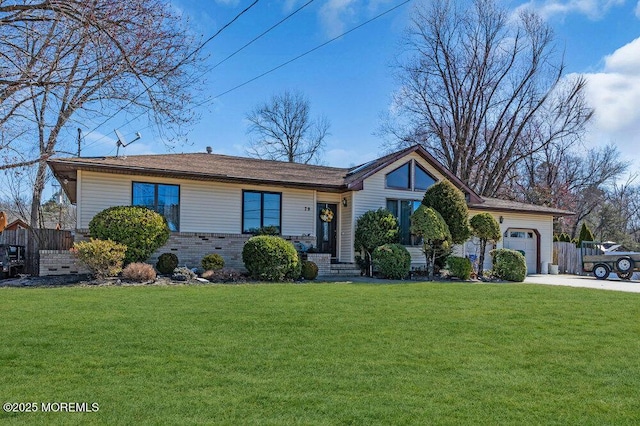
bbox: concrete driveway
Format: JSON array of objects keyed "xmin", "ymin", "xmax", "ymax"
[{"xmin": 525, "ymin": 273, "xmax": 640, "ymax": 293}]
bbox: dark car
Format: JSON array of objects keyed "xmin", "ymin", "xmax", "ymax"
[{"xmin": 0, "ymin": 244, "xmax": 25, "ymax": 278}]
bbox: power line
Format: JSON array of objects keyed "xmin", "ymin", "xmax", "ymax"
[
  {"xmin": 212, "ymin": 0, "xmax": 412, "ymax": 100},
  {"xmin": 211, "ymin": 0, "xmax": 315, "ymax": 71},
  {"xmin": 81, "ymin": 0, "xmax": 260, "ymax": 150},
  {"xmin": 83, "ymin": 0, "xmax": 315, "ymax": 152},
  {"xmin": 84, "ymin": 0, "xmax": 412, "ymax": 153}
]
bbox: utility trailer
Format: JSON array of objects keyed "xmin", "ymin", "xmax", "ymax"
[{"xmin": 581, "ymin": 241, "xmax": 640, "ymax": 280}]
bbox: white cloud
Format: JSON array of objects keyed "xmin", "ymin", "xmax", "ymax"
[
  {"xmin": 319, "ymin": 0, "xmax": 358, "ymax": 38},
  {"xmin": 516, "ymin": 0, "xmax": 624, "ymax": 20},
  {"xmin": 579, "ymin": 37, "xmax": 640, "ymax": 168},
  {"xmin": 604, "ymin": 37, "xmax": 640, "ymax": 75},
  {"xmin": 283, "ymin": 0, "xmax": 391, "ymax": 39}
]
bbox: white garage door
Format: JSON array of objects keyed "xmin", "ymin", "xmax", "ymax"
[{"xmin": 503, "ymin": 229, "xmax": 537, "ymax": 274}]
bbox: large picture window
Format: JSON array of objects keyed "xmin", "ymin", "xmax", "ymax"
[
  {"xmin": 243, "ymin": 191, "xmax": 281, "ymax": 234},
  {"xmin": 387, "ymin": 199, "xmax": 422, "ymax": 245},
  {"xmin": 132, "ymin": 182, "xmax": 180, "ymax": 231}
]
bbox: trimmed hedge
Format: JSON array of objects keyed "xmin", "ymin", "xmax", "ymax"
[
  {"xmin": 447, "ymin": 256, "xmax": 472, "ymax": 280},
  {"xmin": 242, "ymin": 236, "xmax": 301, "ymax": 281},
  {"xmin": 490, "ymin": 248, "xmax": 527, "ymax": 282},
  {"xmin": 373, "ymin": 243, "xmax": 411, "ymax": 279},
  {"xmin": 89, "ymin": 206, "xmax": 170, "ymax": 264}
]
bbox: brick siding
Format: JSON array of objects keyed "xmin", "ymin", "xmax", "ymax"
[
  {"xmin": 39, "ymin": 250, "xmax": 90, "ymax": 276},
  {"xmin": 75, "ymin": 229, "xmax": 315, "ymax": 271}
]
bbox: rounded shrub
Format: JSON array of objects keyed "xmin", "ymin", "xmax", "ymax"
[
  {"xmin": 242, "ymin": 236, "xmax": 300, "ymax": 281},
  {"xmin": 89, "ymin": 206, "xmax": 170, "ymax": 264},
  {"xmin": 301, "ymin": 260, "xmax": 319, "ymax": 280},
  {"xmin": 373, "ymin": 243, "xmax": 411, "ymax": 279},
  {"xmin": 201, "ymin": 253, "xmax": 225, "ymax": 271},
  {"xmin": 72, "ymin": 238, "xmax": 127, "ymax": 279},
  {"xmin": 156, "ymin": 253, "xmax": 179, "ymax": 275},
  {"xmin": 446, "ymin": 256, "xmax": 472, "ymax": 280},
  {"xmin": 490, "ymin": 248, "xmax": 527, "ymax": 282}
]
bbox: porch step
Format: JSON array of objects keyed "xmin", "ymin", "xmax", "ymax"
[{"xmin": 323, "ymin": 263, "xmax": 361, "ymax": 277}]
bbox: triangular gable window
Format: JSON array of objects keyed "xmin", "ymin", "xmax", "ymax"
[
  {"xmin": 385, "ymin": 162, "xmax": 410, "ymax": 189},
  {"xmin": 415, "ymin": 163, "xmax": 436, "ymax": 191}
]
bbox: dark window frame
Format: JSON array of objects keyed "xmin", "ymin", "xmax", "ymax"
[
  {"xmin": 131, "ymin": 181, "xmax": 180, "ymax": 231},
  {"xmin": 414, "ymin": 162, "xmax": 437, "ymax": 192},
  {"xmin": 385, "ymin": 160, "xmax": 439, "ymax": 192},
  {"xmin": 242, "ymin": 190, "xmax": 283, "ymax": 234},
  {"xmin": 386, "ymin": 198, "xmax": 423, "ymax": 246},
  {"xmin": 385, "ymin": 161, "xmax": 412, "ymax": 190}
]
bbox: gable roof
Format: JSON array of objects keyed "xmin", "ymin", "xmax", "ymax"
[
  {"xmin": 468, "ymin": 197, "xmax": 572, "ymax": 216},
  {"xmin": 5, "ymin": 218, "xmax": 30, "ymax": 230},
  {"xmin": 344, "ymin": 145, "xmax": 483, "ymax": 203},
  {"xmin": 47, "ymin": 146, "xmax": 571, "ymax": 216}
]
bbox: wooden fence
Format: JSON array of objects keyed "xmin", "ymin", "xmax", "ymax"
[
  {"xmin": 553, "ymin": 241, "xmax": 583, "ymax": 275},
  {"xmin": 0, "ymin": 228, "xmax": 74, "ymax": 274}
]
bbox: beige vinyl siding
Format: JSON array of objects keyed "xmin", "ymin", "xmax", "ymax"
[
  {"xmin": 78, "ymin": 171, "xmax": 315, "ymax": 235},
  {"xmin": 339, "ymin": 193, "xmax": 354, "ymax": 262},
  {"xmin": 79, "ymin": 171, "xmax": 131, "ymax": 227},
  {"xmin": 280, "ymin": 188, "xmax": 315, "ymax": 236}
]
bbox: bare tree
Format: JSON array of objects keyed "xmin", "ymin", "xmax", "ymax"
[
  {"xmin": 0, "ymin": 0, "xmax": 204, "ymax": 227},
  {"xmin": 385, "ymin": 0, "xmax": 593, "ymax": 197},
  {"xmin": 246, "ymin": 90, "xmax": 329, "ymax": 164},
  {"xmin": 506, "ymin": 144, "xmax": 628, "ymax": 237}
]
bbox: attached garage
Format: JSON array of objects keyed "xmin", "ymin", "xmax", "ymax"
[{"xmin": 502, "ymin": 228, "xmax": 539, "ymax": 274}]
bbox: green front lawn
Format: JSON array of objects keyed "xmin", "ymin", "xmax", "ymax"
[{"xmin": 2, "ymin": 282, "xmax": 640, "ymax": 424}]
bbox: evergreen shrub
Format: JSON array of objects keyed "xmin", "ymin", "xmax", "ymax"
[
  {"xmin": 73, "ymin": 238, "xmax": 126, "ymax": 279},
  {"xmin": 156, "ymin": 253, "xmax": 179, "ymax": 275},
  {"xmin": 201, "ymin": 253, "xmax": 225, "ymax": 271},
  {"xmin": 301, "ymin": 260, "xmax": 319, "ymax": 280},
  {"xmin": 490, "ymin": 248, "xmax": 527, "ymax": 282},
  {"xmin": 446, "ymin": 256, "xmax": 472, "ymax": 280},
  {"xmin": 89, "ymin": 206, "xmax": 169, "ymax": 264},
  {"xmin": 242, "ymin": 236, "xmax": 301, "ymax": 281},
  {"xmin": 373, "ymin": 243, "xmax": 411, "ymax": 279}
]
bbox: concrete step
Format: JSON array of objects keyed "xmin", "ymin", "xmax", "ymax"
[{"xmin": 324, "ymin": 263, "xmax": 361, "ymax": 276}]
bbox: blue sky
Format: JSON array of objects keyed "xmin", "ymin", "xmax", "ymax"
[{"xmin": 79, "ymin": 0, "xmax": 640, "ymax": 174}]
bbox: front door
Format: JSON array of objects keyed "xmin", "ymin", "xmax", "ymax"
[{"xmin": 317, "ymin": 203, "xmax": 337, "ymax": 258}]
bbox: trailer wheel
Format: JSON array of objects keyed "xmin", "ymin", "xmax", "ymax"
[
  {"xmin": 617, "ymin": 271, "xmax": 633, "ymax": 281},
  {"xmin": 616, "ymin": 256, "xmax": 633, "ymax": 273},
  {"xmin": 593, "ymin": 264, "xmax": 610, "ymax": 280}
]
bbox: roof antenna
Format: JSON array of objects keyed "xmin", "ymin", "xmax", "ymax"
[{"xmin": 115, "ymin": 130, "xmax": 141, "ymax": 156}]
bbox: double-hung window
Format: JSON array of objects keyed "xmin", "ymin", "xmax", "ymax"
[
  {"xmin": 242, "ymin": 191, "xmax": 282, "ymax": 234},
  {"xmin": 386, "ymin": 199, "xmax": 422, "ymax": 245},
  {"xmin": 132, "ymin": 182, "xmax": 180, "ymax": 231}
]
